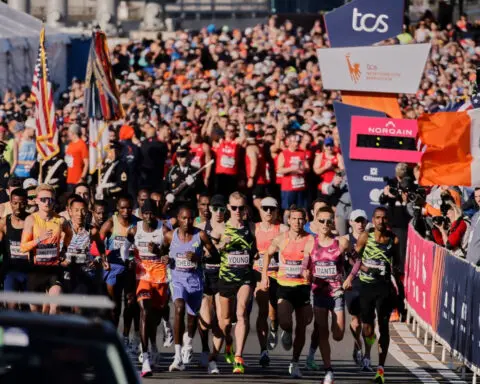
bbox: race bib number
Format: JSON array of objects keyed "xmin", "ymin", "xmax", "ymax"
[
  {"xmin": 257, "ymin": 255, "xmax": 279, "ymax": 270},
  {"xmin": 176, "ymin": 254, "xmax": 197, "ymax": 271},
  {"xmin": 284, "ymin": 260, "xmax": 302, "ymax": 278},
  {"xmin": 65, "ymin": 154, "xmax": 73, "ymax": 168},
  {"xmin": 227, "ymin": 252, "xmax": 250, "ymax": 267},
  {"xmin": 9, "ymin": 241, "xmax": 28, "ymax": 260},
  {"xmin": 363, "ymin": 260, "xmax": 387, "ymax": 276},
  {"xmin": 66, "ymin": 247, "xmax": 87, "ymax": 264},
  {"xmin": 314, "ymin": 262, "xmax": 337, "ymax": 278},
  {"xmin": 220, "ymin": 155, "xmax": 235, "ymax": 169},
  {"xmin": 205, "ymin": 263, "xmax": 220, "ymax": 271},
  {"xmin": 137, "ymin": 241, "xmax": 159, "ymax": 261},
  {"xmin": 36, "ymin": 244, "xmax": 58, "ymax": 263},
  {"xmin": 292, "ymin": 176, "xmax": 305, "ymax": 189},
  {"xmin": 191, "ymin": 157, "xmax": 201, "ymax": 169}
]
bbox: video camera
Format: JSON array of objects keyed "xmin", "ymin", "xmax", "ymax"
[{"xmin": 432, "ymin": 193, "xmax": 454, "ymax": 228}]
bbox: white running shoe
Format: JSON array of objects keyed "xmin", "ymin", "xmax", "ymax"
[
  {"xmin": 199, "ymin": 351, "xmax": 209, "ymax": 368},
  {"xmin": 281, "ymin": 330, "xmax": 293, "ymax": 351},
  {"xmin": 288, "ymin": 362, "xmax": 302, "ymax": 378},
  {"xmin": 361, "ymin": 357, "xmax": 374, "ymax": 372},
  {"xmin": 267, "ymin": 328, "xmax": 278, "ymax": 350},
  {"xmin": 141, "ymin": 353, "xmax": 152, "ymax": 378},
  {"xmin": 181, "ymin": 344, "xmax": 193, "ymax": 365},
  {"xmin": 163, "ymin": 323, "xmax": 174, "ymax": 348},
  {"xmin": 323, "ymin": 370, "xmax": 335, "ymax": 384},
  {"xmin": 169, "ymin": 358, "xmax": 186, "ymax": 372},
  {"xmin": 208, "ymin": 360, "xmax": 220, "ymax": 374}
]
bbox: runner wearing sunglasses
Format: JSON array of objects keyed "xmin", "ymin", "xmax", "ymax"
[
  {"xmin": 253, "ymin": 197, "xmax": 288, "ymax": 367},
  {"xmin": 215, "ymin": 191, "xmax": 257, "ymax": 374},
  {"xmin": 261, "ymin": 207, "xmax": 313, "ymax": 378},
  {"xmin": 303, "ymin": 206, "xmax": 353, "ymax": 384},
  {"xmin": 195, "ymin": 194, "xmax": 226, "ymax": 374},
  {"xmin": 21, "ymin": 184, "xmax": 72, "ymax": 314}
]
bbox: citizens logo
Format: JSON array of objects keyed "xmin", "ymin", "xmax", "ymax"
[
  {"xmin": 346, "ymin": 54, "xmax": 361, "ymax": 83},
  {"xmin": 352, "ymin": 7, "xmax": 389, "ymax": 33}
]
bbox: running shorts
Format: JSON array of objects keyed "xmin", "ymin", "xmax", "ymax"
[
  {"xmin": 203, "ymin": 271, "xmax": 219, "ymax": 296},
  {"xmin": 4, "ymin": 271, "xmax": 28, "ymax": 292},
  {"xmin": 28, "ymin": 268, "xmax": 63, "ymax": 292},
  {"xmin": 359, "ymin": 280, "xmax": 395, "ymax": 325},
  {"xmin": 137, "ymin": 280, "xmax": 169, "ymax": 309},
  {"xmin": 313, "ymin": 294, "xmax": 344, "ymax": 312},
  {"xmin": 345, "ymin": 277, "xmax": 361, "ymax": 317},
  {"xmin": 218, "ymin": 278, "xmax": 254, "ymax": 299},
  {"xmin": 171, "ymin": 280, "xmax": 203, "ymax": 315},
  {"xmin": 253, "ymin": 270, "xmax": 278, "ymax": 310},
  {"xmin": 277, "ymin": 284, "xmax": 311, "ymax": 309}
]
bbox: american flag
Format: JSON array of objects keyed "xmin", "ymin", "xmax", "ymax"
[{"xmin": 31, "ymin": 26, "xmax": 59, "ymax": 161}]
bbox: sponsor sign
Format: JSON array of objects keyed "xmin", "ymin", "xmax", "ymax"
[
  {"xmin": 350, "ymin": 116, "xmax": 422, "ymax": 162},
  {"xmin": 324, "ymin": 0, "xmax": 404, "ymax": 48},
  {"xmin": 317, "ymin": 44, "xmax": 431, "ymax": 94},
  {"xmin": 334, "ymin": 102, "xmax": 396, "ymax": 218},
  {"xmin": 470, "ymin": 270, "xmax": 480, "ymax": 366}
]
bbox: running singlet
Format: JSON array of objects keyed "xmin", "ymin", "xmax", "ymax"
[
  {"xmin": 316, "ymin": 152, "xmax": 339, "ymax": 191},
  {"xmin": 254, "ymin": 223, "xmax": 280, "ymax": 277},
  {"xmin": 215, "ymin": 140, "xmax": 239, "ymax": 176},
  {"xmin": 190, "ymin": 142, "xmax": 205, "ymax": 169},
  {"xmin": 344, "ymin": 233, "xmax": 358, "ymax": 276},
  {"xmin": 280, "ymin": 149, "xmax": 307, "ymax": 192},
  {"xmin": 169, "ymin": 228, "xmax": 204, "ymax": 284},
  {"xmin": 309, "ymin": 238, "xmax": 343, "ymax": 297},
  {"xmin": 276, "ymin": 232, "xmax": 311, "ymax": 287},
  {"xmin": 203, "ymin": 220, "xmax": 220, "ymax": 275},
  {"xmin": 219, "ymin": 222, "xmax": 255, "ymax": 283},
  {"xmin": 245, "ymin": 147, "xmax": 268, "ymax": 185},
  {"xmin": 66, "ymin": 222, "xmax": 90, "ymax": 265},
  {"xmin": 106, "ymin": 214, "xmax": 138, "ymax": 264},
  {"xmin": 31, "ymin": 212, "xmax": 63, "ymax": 266},
  {"xmin": 5, "ymin": 214, "xmax": 29, "ymax": 268},
  {"xmin": 134, "ymin": 220, "xmax": 167, "ymax": 284},
  {"xmin": 359, "ymin": 230, "xmax": 394, "ymax": 284}
]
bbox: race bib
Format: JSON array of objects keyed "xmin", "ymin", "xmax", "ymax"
[
  {"xmin": 284, "ymin": 260, "xmax": 302, "ymax": 278},
  {"xmin": 36, "ymin": 244, "xmax": 58, "ymax": 263},
  {"xmin": 256, "ymin": 255, "xmax": 279, "ymax": 270},
  {"xmin": 65, "ymin": 154, "xmax": 73, "ymax": 168},
  {"xmin": 292, "ymin": 176, "xmax": 305, "ymax": 189},
  {"xmin": 314, "ymin": 261, "xmax": 337, "ymax": 279},
  {"xmin": 363, "ymin": 259, "xmax": 387, "ymax": 276},
  {"xmin": 66, "ymin": 247, "xmax": 87, "ymax": 264},
  {"xmin": 9, "ymin": 241, "xmax": 28, "ymax": 260},
  {"xmin": 205, "ymin": 263, "xmax": 220, "ymax": 271},
  {"xmin": 176, "ymin": 254, "xmax": 197, "ymax": 271},
  {"xmin": 220, "ymin": 155, "xmax": 235, "ymax": 169},
  {"xmin": 227, "ymin": 252, "xmax": 250, "ymax": 267},
  {"xmin": 191, "ymin": 157, "xmax": 201, "ymax": 169},
  {"xmin": 137, "ymin": 241, "xmax": 160, "ymax": 261}
]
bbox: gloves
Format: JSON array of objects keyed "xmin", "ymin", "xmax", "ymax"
[
  {"xmin": 166, "ymin": 193, "xmax": 175, "ymax": 204},
  {"xmin": 185, "ymin": 175, "xmax": 195, "ymax": 186}
]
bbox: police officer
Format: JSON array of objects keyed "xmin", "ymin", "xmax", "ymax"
[
  {"xmin": 96, "ymin": 141, "xmax": 129, "ymax": 211},
  {"xmin": 165, "ymin": 144, "xmax": 204, "ymax": 211},
  {"xmin": 0, "ymin": 141, "xmax": 10, "ymax": 203},
  {"xmin": 41, "ymin": 154, "xmax": 68, "ymax": 196}
]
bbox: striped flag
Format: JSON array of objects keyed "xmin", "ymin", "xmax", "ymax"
[{"xmin": 31, "ymin": 26, "xmax": 59, "ymax": 161}]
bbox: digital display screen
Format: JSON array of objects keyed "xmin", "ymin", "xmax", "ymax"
[{"xmin": 356, "ymin": 134, "xmax": 417, "ymax": 150}]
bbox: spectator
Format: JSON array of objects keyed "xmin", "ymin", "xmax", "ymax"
[
  {"xmin": 466, "ymin": 188, "xmax": 480, "ymax": 265},
  {"xmin": 11, "ymin": 120, "xmax": 36, "ymax": 180},
  {"xmin": 65, "ymin": 124, "xmax": 88, "ymax": 191},
  {"xmin": 432, "ymin": 202, "xmax": 469, "ymax": 258}
]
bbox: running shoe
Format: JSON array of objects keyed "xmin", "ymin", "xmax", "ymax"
[
  {"xmin": 233, "ymin": 356, "xmax": 245, "ymax": 374},
  {"xmin": 323, "ymin": 370, "xmax": 335, "ymax": 384},
  {"xmin": 374, "ymin": 367, "xmax": 385, "ymax": 383},
  {"xmin": 169, "ymin": 358, "xmax": 186, "ymax": 372},
  {"xmin": 225, "ymin": 344, "xmax": 235, "ymax": 364},
  {"xmin": 199, "ymin": 351, "xmax": 209, "ymax": 368},
  {"xmin": 208, "ymin": 360, "xmax": 220, "ymax": 374},
  {"xmin": 181, "ymin": 344, "xmax": 193, "ymax": 365},
  {"xmin": 288, "ymin": 362, "xmax": 302, "ymax": 378},
  {"xmin": 259, "ymin": 350, "xmax": 270, "ymax": 368},
  {"xmin": 141, "ymin": 353, "xmax": 153, "ymax": 378},
  {"xmin": 389, "ymin": 309, "xmax": 400, "ymax": 323},
  {"xmin": 267, "ymin": 327, "xmax": 278, "ymax": 350},
  {"xmin": 361, "ymin": 357, "xmax": 374, "ymax": 372},
  {"xmin": 305, "ymin": 355, "xmax": 320, "ymax": 371},
  {"xmin": 163, "ymin": 324, "xmax": 174, "ymax": 348},
  {"xmin": 353, "ymin": 347, "xmax": 363, "ymax": 366},
  {"xmin": 281, "ymin": 330, "xmax": 293, "ymax": 351},
  {"xmin": 138, "ymin": 352, "xmax": 144, "ymax": 364}
]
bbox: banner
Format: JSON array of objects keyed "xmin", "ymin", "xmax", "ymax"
[
  {"xmin": 350, "ymin": 116, "xmax": 421, "ymax": 163},
  {"xmin": 404, "ymin": 226, "xmax": 434, "ymax": 325},
  {"xmin": 470, "ymin": 270, "xmax": 480, "ymax": 366},
  {"xmin": 317, "ymin": 44, "xmax": 431, "ymax": 94},
  {"xmin": 324, "ymin": 0, "xmax": 404, "ymax": 48},
  {"xmin": 334, "ymin": 102, "xmax": 396, "ymax": 218}
]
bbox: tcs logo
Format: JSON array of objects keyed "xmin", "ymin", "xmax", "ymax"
[{"xmin": 352, "ymin": 7, "xmax": 389, "ymax": 33}]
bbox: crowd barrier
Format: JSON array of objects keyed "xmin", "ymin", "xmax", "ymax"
[{"xmin": 405, "ymin": 225, "xmax": 480, "ymax": 382}]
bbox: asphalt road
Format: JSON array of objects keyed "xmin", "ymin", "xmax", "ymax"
[{"xmin": 130, "ymin": 302, "xmax": 469, "ymax": 384}]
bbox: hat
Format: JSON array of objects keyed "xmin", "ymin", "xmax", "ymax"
[
  {"xmin": 119, "ymin": 125, "xmax": 135, "ymax": 140},
  {"xmin": 141, "ymin": 199, "xmax": 156, "ymax": 214},
  {"xmin": 23, "ymin": 178, "xmax": 38, "ymax": 190},
  {"xmin": 350, "ymin": 209, "xmax": 368, "ymax": 222},
  {"xmin": 176, "ymin": 144, "xmax": 189, "ymax": 155},
  {"xmin": 324, "ymin": 137, "xmax": 334, "ymax": 146},
  {"xmin": 25, "ymin": 117, "xmax": 36, "ymax": 129},
  {"xmin": 210, "ymin": 194, "xmax": 226, "ymax": 207},
  {"xmin": 260, "ymin": 197, "xmax": 278, "ymax": 208}
]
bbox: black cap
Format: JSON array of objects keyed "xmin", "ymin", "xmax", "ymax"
[
  {"xmin": 141, "ymin": 199, "xmax": 156, "ymax": 214},
  {"xmin": 210, "ymin": 194, "xmax": 226, "ymax": 207}
]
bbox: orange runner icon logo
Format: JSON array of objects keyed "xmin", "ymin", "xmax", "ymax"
[{"xmin": 346, "ymin": 54, "xmax": 361, "ymax": 83}]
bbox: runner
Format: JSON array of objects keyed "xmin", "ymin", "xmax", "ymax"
[
  {"xmin": 261, "ymin": 207, "xmax": 313, "ymax": 378},
  {"xmin": 20, "ymin": 184, "xmax": 72, "ymax": 314},
  {"xmin": 215, "ymin": 191, "xmax": 257, "ymax": 374},
  {"xmin": 124, "ymin": 199, "xmax": 170, "ymax": 377},
  {"xmin": 195, "ymin": 194, "xmax": 226, "ymax": 373},
  {"xmin": 253, "ymin": 197, "xmax": 288, "ymax": 367},
  {"xmin": 303, "ymin": 206, "xmax": 353, "ymax": 384},
  {"xmin": 0, "ymin": 188, "xmax": 29, "ymax": 309},
  {"xmin": 165, "ymin": 206, "xmax": 220, "ymax": 372},
  {"xmin": 344, "ymin": 209, "xmax": 368, "ymax": 367},
  {"xmin": 355, "ymin": 207, "xmax": 400, "ymax": 384}
]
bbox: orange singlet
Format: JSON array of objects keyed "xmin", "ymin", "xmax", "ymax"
[{"xmin": 276, "ymin": 232, "xmax": 312, "ymax": 287}]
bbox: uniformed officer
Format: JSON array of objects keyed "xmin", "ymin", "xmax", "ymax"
[
  {"xmin": 41, "ymin": 154, "xmax": 68, "ymax": 196},
  {"xmin": 96, "ymin": 141, "xmax": 129, "ymax": 211},
  {"xmin": 0, "ymin": 141, "xmax": 10, "ymax": 203}
]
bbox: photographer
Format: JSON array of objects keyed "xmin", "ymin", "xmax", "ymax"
[{"xmin": 432, "ymin": 201, "xmax": 469, "ymax": 258}]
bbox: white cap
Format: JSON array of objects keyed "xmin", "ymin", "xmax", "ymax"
[
  {"xmin": 23, "ymin": 178, "xmax": 38, "ymax": 190},
  {"xmin": 260, "ymin": 197, "xmax": 278, "ymax": 208},
  {"xmin": 25, "ymin": 117, "xmax": 36, "ymax": 129},
  {"xmin": 350, "ymin": 209, "xmax": 368, "ymax": 221}
]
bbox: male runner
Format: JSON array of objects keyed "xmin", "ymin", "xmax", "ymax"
[
  {"xmin": 195, "ymin": 194, "xmax": 226, "ymax": 373},
  {"xmin": 21, "ymin": 184, "xmax": 72, "ymax": 314},
  {"xmin": 303, "ymin": 207, "xmax": 353, "ymax": 384},
  {"xmin": 253, "ymin": 197, "xmax": 288, "ymax": 367},
  {"xmin": 124, "ymin": 199, "xmax": 170, "ymax": 377},
  {"xmin": 261, "ymin": 207, "xmax": 313, "ymax": 378},
  {"xmin": 214, "ymin": 191, "xmax": 257, "ymax": 374},
  {"xmin": 165, "ymin": 206, "xmax": 220, "ymax": 372},
  {"xmin": 0, "ymin": 188, "xmax": 29, "ymax": 308},
  {"xmin": 355, "ymin": 207, "xmax": 399, "ymax": 384}
]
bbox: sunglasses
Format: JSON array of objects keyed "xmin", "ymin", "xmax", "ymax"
[
  {"xmin": 211, "ymin": 206, "xmax": 226, "ymax": 213},
  {"xmin": 39, "ymin": 197, "xmax": 54, "ymax": 204},
  {"xmin": 262, "ymin": 206, "xmax": 276, "ymax": 212},
  {"xmin": 28, "ymin": 195, "xmax": 36, "ymax": 200},
  {"xmin": 318, "ymin": 219, "xmax": 333, "ymax": 225},
  {"xmin": 230, "ymin": 205, "xmax": 245, "ymax": 212}
]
